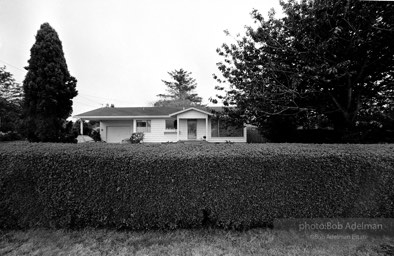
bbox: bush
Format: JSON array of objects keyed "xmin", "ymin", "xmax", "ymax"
[
  {"xmin": 261, "ymin": 115, "xmax": 297, "ymax": 142},
  {"xmin": 90, "ymin": 129, "xmax": 101, "ymax": 142},
  {"xmin": 269, "ymin": 128, "xmax": 394, "ymax": 144},
  {"xmin": 246, "ymin": 127, "xmax": 266, "ymax": 143},
  {"xmin": 0, "ymin": 131, "xmax": 22, "ymax": 142},
  {"xmin": 293, "ymin": 129, "xmax": 342, "ymax": 143},
  {"xmin": 0, "ymin": 143, "xmax": 393, "ymax": 230},
  {"xmin": 129, "ymin": 132, "xmax": 144, "ymax": 143}
]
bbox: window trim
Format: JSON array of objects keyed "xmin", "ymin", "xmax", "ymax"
[{"xmin": 165, "ymin": 118, "xmax": 177, "ymax": 131}]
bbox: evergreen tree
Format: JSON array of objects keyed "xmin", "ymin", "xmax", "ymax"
[
  {"xmin": 22, "ymin": 23, "xmax": 78, "ymax": 142},
  {"xmin": 155, "ymin": 69, "xmax": 202, "ymax": 107}
]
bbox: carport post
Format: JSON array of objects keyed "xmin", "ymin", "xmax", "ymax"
[
  {"xmin": 177, "ymin": 116, "xmax": 180, "ymax": 141},
  {"xmin": 205, "ymin": 116, "xmax": 208, "ymax": 141},
  {"xmin": 133, "ymin": 119, "xmax": 136, "ymax": 133},
  {"xmin": 80, "ymin": 119, "xmax": 83, "ymax": 135}
]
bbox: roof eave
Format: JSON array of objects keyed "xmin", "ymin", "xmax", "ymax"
[
  {"xmin": 169, "ymin": 107, "xmax": 213, "ymax": 117},
  {"xmin": 73, "ymin": 115, "xmax": 171, "ymax": 119}
]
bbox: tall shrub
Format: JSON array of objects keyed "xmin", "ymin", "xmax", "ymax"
[{"xmin": 22, "ymin": 23, "xmax": 78, "ymax": 142}]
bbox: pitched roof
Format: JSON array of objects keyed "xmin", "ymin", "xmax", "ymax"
[
  {"xmin": 74, "ymin": 106, "xmax": 225, "ymax": 118},
  {"xmin": 169, "ymin": 107, "xmax": 214, "ymax": 117}
]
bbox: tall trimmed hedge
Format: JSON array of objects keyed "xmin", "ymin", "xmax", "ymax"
[{"xmin": 0, "ymin": 142, "xmax": 393, "ymax": 229}]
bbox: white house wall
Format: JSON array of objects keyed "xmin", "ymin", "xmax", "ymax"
[{"xmin": 143, "ymin": 119, "xmax": 177, "ymax": 143}]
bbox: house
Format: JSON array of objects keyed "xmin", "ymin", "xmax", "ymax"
[{"xmin": 73, "ymin": 106, "xmax": 246, "ymax": 143}]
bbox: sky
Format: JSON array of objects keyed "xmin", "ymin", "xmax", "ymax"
[{"xmin": 0, "ymin": 0, "xmax": 283, "ymax": 118}]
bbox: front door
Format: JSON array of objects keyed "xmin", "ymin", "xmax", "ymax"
[{"xmin": 187, "ymin": 119, "xmax": 197, "ymax": 140}]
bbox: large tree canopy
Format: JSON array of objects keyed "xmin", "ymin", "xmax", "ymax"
[
  {"xmin": 213, "ymin": 0, "xmax": 394, "ymax": 132},
  {"xmin": 155, "ymin": 68, "xmax": 203, "ymax": 107},
  {"xmin": 22, "ymin": 23, "xmax": 78, "ymax": 142}
]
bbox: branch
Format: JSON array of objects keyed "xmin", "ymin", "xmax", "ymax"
[
  {"xmin": 347, "ymin": 72, "xmax": 352, "ymax": 110},
  {"xmin": 329, "ymin": 92, "xmax": 347, "ymax": 115},
  {"xmin": 259, "ymin": 106, "xmax": 309, "ymax": 116},
  {"xmin": 372, "ymin": 26, "xmax": 394, "ymax": 32},
  {"xmin": 355, "ymin": 58, "xmax": 368, "ymax": 84}
]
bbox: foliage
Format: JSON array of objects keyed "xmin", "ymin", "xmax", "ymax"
[
  {"xmin": 72, "ymin": 120, "xmax": 100, "ymax": 141},
  {"xmin": 129, "ymin": 132, "xmax": 144, "ymax": 143},
  {"xmin": 262, "ymin": 115, "xmax": 298, "ymax": 142},
  {"xmin": 211, "ymin": 116, "xmax": 244, "ymax": 137},
  {"xmin": 0, "ymin": 97, "xmax": 22, "ymax": 133},
  {"xmin": 0, "ymin": 66, "xmax": 23, "ymax": 104},
  {"xmin": 0, "ymin": 131, "xmax": 23, "ymax": 141},
  {"xmin": 62, "ymin": 121, "xmax": 78, "ymax": 143},
  {"xmin": 154, "ymin": 99, "xmax": 201, "ymax": 108},
  {"xmin": 1, "ymin": 143, "xmax": 393, "ymax": 230},
  {"xmin": 22, "ymin": 23, "xmax": 78, "ymax": 142},
  {"xmin": 155, "ymin": 69, "xmax": 203, "ymax": 107},
  {"xmin": 91, "ymin": 129, "xmax": 101, "ymax": 142},
  {"xmin": 0, "ymin": 66, "xmax": 23, "ymax": 133},
  {"xmin": 246, "ymin": 127, "xmax": 267, "ymax": 143},
  {"xmin": 213, "ymin": 0, "xmax": 394, "ymax": 135}
]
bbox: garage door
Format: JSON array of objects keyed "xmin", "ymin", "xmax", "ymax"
[{"xmin": 106, "ymin": 126, "xmax": 131, "ymax": 143}]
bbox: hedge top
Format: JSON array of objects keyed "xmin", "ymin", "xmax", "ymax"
[{"xmin": 1, "ymin": 142, "xmax": 393, "ymax": 160}]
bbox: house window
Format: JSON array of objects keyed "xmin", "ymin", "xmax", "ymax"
[
  {"xmin": 211, "ymin": 118, "xmax": 243, "ymax": 137},
  {"xmin": 165, "ymin": 118, "xmax": 177, "ymax": 130},
  {"xmin": 136, "ymin": 120, "xmax": 151, "ymax": 133}
]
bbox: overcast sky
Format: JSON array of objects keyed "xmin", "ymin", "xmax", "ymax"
[{"xmin": 0, "ymin": 0, "xmax": 283, "ymax": 116}]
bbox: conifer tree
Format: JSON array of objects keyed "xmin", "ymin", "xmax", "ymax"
[
  {"xmin": 22, "ymin": 23, "xmax": 78, "ymax": 142},
  {"xmin": 155, "ymin": 69, "xmax": 202, "ymax": 107}
]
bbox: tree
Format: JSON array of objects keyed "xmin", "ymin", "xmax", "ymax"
[
  {"xmin": 213, "ymin": 0, "xmax": 394, "ymax": 134},
  {"xmin": 0, "ymin": 66, "xmax": 23, "ymax": 104},
  {"xmin": 0, "ymin": 66, "xmax": 23, "ymax": 132},
  {"xmin": 155, "ymin": 69, "xmax": 203, "ymax": 107},
  {"xmin": 22, "ymin": 23, "xmax": 78, "ymax": 142}
]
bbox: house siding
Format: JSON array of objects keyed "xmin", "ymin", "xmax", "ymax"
[{"xmin": 143, "ymin": 119, "xmax": 177, "ymax": 143}]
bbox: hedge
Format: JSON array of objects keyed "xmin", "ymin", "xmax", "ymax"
[{"xmin": 0, "ymin": 142, "xmax": 393, "ymax": 230}]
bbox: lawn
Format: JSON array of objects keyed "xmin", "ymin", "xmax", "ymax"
[{"xmin": 1, "ymin": 228, "xmax": 393, "ymax": 256}]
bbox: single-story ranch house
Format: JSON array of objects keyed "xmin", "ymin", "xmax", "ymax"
[{"xmin": 74, "ymin": 106, "xmax": 246, "ymax": 143}]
